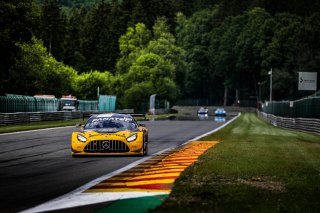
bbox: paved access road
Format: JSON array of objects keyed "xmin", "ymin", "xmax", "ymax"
[{"xmin": 0, "ymin": 117, "xmax": 232, "ymax": 212}]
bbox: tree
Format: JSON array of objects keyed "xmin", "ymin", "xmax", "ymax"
[
  {"xmin": 123, "ymin": 81, "xmax": 154, "ymax": 111},
  {"xmin": 148, "ymin": 17, "xmax": 186, "ymax": 96},
  {"xmin": 129, "ymin": 0, "xmax": 147, "ymax": 26},
  {"xmin": 176, "ymin": 8, "xmax": 219, "ymax": 102},
  {"xmin": 39, "ymin": 0, "xmax": 66, "ymax": 61},
  {"xmin": 116, "ymin": 18, "xmax": 183, "ymax": 110},
  {"xmin": 234, "ymin": 8, "xmax": 275, "ymax": 100},
  {"xmin": 209, "ymin": 13, "xmax": 249, "ymax": 105},
  {"xmin": 116, "ymin": 23, "xmax": 151, "ymax": 74},
  {"xmin": 0, "ymin": 0, "xmax": 40, "ymax": 95},
  {"xmin": 262, "ymin": 13, "xmax": 304, "ymax": 100},
  {"xmin": 63, "ymin": 7, "xmax": 87, "ymax": 69},
  {"xmin": 79, "ymin": 1, "xmax": 111, "ymax": 72},
  {"xmin": 14, "ymin": 37, "xmax": 77, "ymax": 97},
  {"xmin": 72, "ymin": 71, "xmax": 114, "ymax": 100}
]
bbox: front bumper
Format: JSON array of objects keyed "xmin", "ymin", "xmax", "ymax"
[{"xmin": 71, "ymin": 132, "xmax": 144, "ymax": 155}]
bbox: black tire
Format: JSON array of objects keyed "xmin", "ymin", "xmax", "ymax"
[{"xmin": 142, "ymin": 134, "xmax": 148, "ymax": 156}]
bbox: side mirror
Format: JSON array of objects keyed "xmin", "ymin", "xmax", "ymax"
[
  {"xmin": 75, "ymin": 123, "xmax": 84, "ymax": 128},
  {"xmin": 138, "ymin": 123, "xmax": 145, "ymax": 127}
]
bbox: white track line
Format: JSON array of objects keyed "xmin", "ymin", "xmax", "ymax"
[
  {"xmin": 20, "ymin": 148, "xmax": 172, "ymax": 213},
  {"xmin": 20, "ymin": 113, "xmax": 241, "ymax": 213}
]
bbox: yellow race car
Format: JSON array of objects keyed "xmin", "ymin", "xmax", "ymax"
[{"xmin": 71, "ymin": 113, "xmax": 148, "ymax": 156}]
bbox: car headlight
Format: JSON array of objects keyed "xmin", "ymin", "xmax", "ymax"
[
  {"xmin": 77, "ymin": 134, "xmax": 87, "ymax": 142},
  {"xmin": 127, "ymin": 134, "xmax": 137, "ymax": 142}
]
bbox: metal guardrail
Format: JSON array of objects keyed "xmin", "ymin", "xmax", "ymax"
[
  {"xmin": 0, "ymin": 111, "xmax": 147, "ymax": 125},
  {"xmin": 0, "ymin": 112, "xmax": 85, "ymax": 125},
  {"xmin": 257, "ymin": 111, "xmax": 320, "ymax": 135}
]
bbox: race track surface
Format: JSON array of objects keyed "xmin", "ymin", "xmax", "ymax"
[{"xmin": 0, "ymin": 117, "xmax": 232, "ymax": 212}]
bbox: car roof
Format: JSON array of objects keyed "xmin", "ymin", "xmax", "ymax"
[{"xmin": 94, "ymin": 113, "xmax": 133, "ymax": 119}]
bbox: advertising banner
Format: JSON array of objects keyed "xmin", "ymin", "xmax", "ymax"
[{"xmin": 298, "ymin": 72, "xmax": 317, "ymax": 91}]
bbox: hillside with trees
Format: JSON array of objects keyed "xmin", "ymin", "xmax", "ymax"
[{"xmin": 1, "ymin": 0, "xmax": 319, "ymax": 110}]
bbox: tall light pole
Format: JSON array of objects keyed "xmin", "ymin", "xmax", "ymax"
[
  {"xmin": 258, "ymin": 82, "xmax": 261, "ymax": 101},
  {"xmin": 268, "ymin": 68, "xmax": 273, "ymax": 102}
]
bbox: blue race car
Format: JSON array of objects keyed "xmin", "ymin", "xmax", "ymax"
[{"xmin": 214, "ymin": 108, "xmax": 226, "ymax": 116}]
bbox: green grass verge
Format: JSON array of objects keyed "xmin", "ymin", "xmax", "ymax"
[
  {"xmin": 153, "ymin": 113, "xmax": 320, "ymax": 213},
  {"xmin": 0, "ymin": 119, "xmax": 84, "ymax": 134}
]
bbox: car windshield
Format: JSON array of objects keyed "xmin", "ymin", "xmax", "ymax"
[
  {"xmin": 198, "ymin": 107, "xmax": 208, "ymax": 113},
  {"xmin": 84, "ymin": 116, "xmax": 138, "ymax": 132},
  {"xmin": 62, "ymin": 100, "xmax": 76, "ymax": 106}
]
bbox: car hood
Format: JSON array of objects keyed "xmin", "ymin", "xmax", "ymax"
[{"xmin": 82, "ymin": 130, "xmax": 133, "ymax": 139}]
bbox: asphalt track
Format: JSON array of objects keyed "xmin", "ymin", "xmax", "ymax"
[{"xmin": 0, "ymin": 116, "xmax": 233, "ymax": 212}]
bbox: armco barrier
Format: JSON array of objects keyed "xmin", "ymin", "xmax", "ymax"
[
  {"xmin": 0, "ymin": 111, "xmax": 146, "ymax": 125},
  {"xmin": 0, "ymin": 111, "xmax": 85, "ymax": 125},
  {"xmin": 257, "ymin": 111, "xmax": 320, "ymax": 135}
]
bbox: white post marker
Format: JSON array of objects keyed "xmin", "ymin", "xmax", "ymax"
[
  {"xmin": 268, "ymin": 68, "xmax": 272, "ymax": 102},
  {"xmin": 149, "ymin": 94, "xmax": 156, "ymax": 115}
]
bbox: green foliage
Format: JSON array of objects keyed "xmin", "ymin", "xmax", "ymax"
[
  {"xmin": 35, "ymin": 0, "xmax": 106, "ymax": 9},
  {"xmin": 38, "ymin": 0, "xmax": 67, "ymax": 61},
  {"xmin": 41, "ymin": 57, "xmax": 77, "ymax": 96},
  {"xmin": 3, "ymin": 0, "xmax": 320, "ymax": 107},
  {"xmin": 116, "ymin": 18, "xmax": 184, "ymax": 110},
  {"xmin": 181, "ymin": 5, "xmax": 320, "ymax": 103},
  {"xmin": 14, "ymin": 37, "xmax": 77, "ymax": 97},
  {"xmin": 123, "ymin": 81, "xmax": 154, "ymax": 110},
  {"xmin": 72, "ymin": 70, "xmax": 114, "ymax": 99},
  {"xmin": 261, "ymin": 13, "xmax": 305, "ymax": 99},
  {"xmin": 63, "ymin": 7, "xmax": 87, "ymax": 70},
  {"xmin": 176, "ymin": 8, "xmax": 220, "ymax": 101},
  {"xmin": 153, "ymin": 113, "xmax": 320, "ymax": 213},
  {"xmin": 299, "ymin": 13, "xmax": 320, "ymax": 73},
  {"xmin": 117, "ymin": 23, "xmax": 151, "ymax": 74},
  {"xmin": 0, "ymin": 0, "xmax": 40, "ymax": 95}
]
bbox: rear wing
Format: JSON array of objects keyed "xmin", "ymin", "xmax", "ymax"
[{"xmin": 82, "ymin": 112, "xmax": 146, "ymax": 120}]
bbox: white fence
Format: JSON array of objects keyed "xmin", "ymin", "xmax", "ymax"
[{"xmin": 257, "ymin": 111, "xmax": 320, "ymax": 135}]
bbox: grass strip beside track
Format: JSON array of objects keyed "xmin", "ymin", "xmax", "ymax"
[
  {"xmin": 153, "ymin": 113, "xmax": 320, "ymax": 213},
  {"xmin": 0, "ymin": 119, "xmax": 84, "ymax": 134}
]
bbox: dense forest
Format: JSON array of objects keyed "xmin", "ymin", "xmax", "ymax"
[{"xmin": 1, "ymin": 0, "xmax": 320, "ymax": 110}]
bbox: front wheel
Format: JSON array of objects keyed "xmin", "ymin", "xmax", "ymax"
[{"xmin": 142, "ymin": 134, "xmax": 148, "ymax": 156}]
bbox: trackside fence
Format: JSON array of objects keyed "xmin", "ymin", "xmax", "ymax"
[
  {"xmin": 0, "ymin": 95, "xmax": 104, "ymax": 112},
  {"xmin": 261, "ymin": 97, "xmax": 320, "ymax": 119},
  {"xmin": 0, "ymin": 95, "xmax": 60, "ymax": 113},
  {"xmin": 78, "ymin": 100, "xmax": 98, "ymax": 111},
  {"xmin": 257, "ymin": 111, "xmax": 320, "ymax": 135}
]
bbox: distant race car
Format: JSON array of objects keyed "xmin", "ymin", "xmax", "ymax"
[
  {"xmin": 215, "ymin": 108, "xmax": 226, "ymax": 116},
  {"xmin": 197, "ymin": 107, "xmax": 208, "ymax": 115},
  {"xmin": 71, "ymin": 113, "xmax": 148, "ymax": 156}
]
